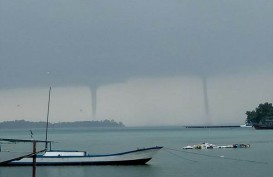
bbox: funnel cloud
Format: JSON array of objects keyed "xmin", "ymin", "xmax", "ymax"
[{"xmin": 90, "ymin": 86, "xmax": 97, "ymax": 119}]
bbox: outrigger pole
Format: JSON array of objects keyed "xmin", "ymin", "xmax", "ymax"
[
  {"xmin": 0, "ymin": 138, "xmax": 47, "ymax": 177},
  {"xmin": 45, "ymin": 87, "xmax": 51, "ymax": 150}
]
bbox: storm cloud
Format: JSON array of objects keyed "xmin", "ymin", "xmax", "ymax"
[
  {"xmin": 1, "ymin": 0, "xmax": 272, "ymax": 88},
  {"xmin": 0, "ymin": 0, "xmax": 272, "ymax": 125}
]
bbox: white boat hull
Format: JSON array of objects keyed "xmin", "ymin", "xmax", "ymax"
[{"xmin": 4, "ymin": 147, "xmax": 162, "ymax": 166}]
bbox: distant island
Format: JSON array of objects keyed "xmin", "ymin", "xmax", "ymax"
[{"xmin": 0, "ymin": 119, "xmax": 125, "ymax": 129}]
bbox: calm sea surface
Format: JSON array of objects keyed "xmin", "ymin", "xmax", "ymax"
[{"xmin": 0, "ymin": 127, "xmax": 272, "ymax": 177}]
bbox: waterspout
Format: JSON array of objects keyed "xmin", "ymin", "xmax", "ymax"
[
  {"xmin": 90, "ymin": 86, "xmax": 97, "ymax": 119},
  {"xmin": 202, "ymin": 76, "xmax": 211, "ymax": 125}
]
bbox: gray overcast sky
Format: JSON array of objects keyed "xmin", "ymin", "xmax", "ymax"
[{"xmin": 0, "ymin": 0, "xmax": 272, "ymax": 125}]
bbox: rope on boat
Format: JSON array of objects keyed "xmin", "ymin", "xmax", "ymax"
[
  {"xmin": 164, "ymin": 147, "xmax": 268, "ymax": 165},
  {"xmin": 163, "ymin": 148, "xmax": 198, "ymax": 163}
]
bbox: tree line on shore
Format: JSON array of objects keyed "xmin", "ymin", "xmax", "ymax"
[
  {"xmin": 246, "ymin": 102, "xmax": 273, "ymax": 124},
  {"xmin": 0, "ymin": 119, "xmax": 125, "ymax": 129}
]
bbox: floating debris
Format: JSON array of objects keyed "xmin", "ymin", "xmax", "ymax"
[{"xmin": 183, "ymin": 143, "xmax": 250, "ymax": 150}]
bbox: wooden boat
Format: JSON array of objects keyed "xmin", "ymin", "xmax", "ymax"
[
  {"xmin": 0, "ymin": 138, "xmax": 162, "ymax": 166},
  {"xmin": 253, "ymin": 124, "xmax": 273, "ymax": 130},
  {"xmin": 253, "ymin": 119, "xmax": 273, "ymax": 130},
  {"xmin": 253, "ymin": 120, "xmax": 273, "ymax": 129},
  {"xmin": 2, "ymin": 146, "xmax": 162, "ymax": 166}
]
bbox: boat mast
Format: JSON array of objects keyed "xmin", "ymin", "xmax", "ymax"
[{"xmin": 45, "ymin": 87, "xmax": 51, "ymax": 150}]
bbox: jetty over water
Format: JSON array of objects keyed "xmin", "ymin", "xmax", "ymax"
[{"xmin": 186, "ymin": 125, "xmax": 240, "ymax": 128}]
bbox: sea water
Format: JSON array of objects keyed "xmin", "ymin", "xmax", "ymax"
[{"xmin": 0, "ymin": 127, "xmax": 272, "ymax": 177}]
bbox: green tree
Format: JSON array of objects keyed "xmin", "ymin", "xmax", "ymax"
[{"xmin": 246, "ymin": 102, "xmax": 273, "ymax": 124}]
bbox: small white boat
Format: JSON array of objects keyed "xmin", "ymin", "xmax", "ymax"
[
  {"xmin": 183, "ymin": 146, "xmax": 193, "ymax": 149},
  {"xmin": 2, "ymin": 146, "xmax": 162, "ymax": 166},
  {"xmin": 183, "ymin": 143, "xmax": 217, "ymax": 150},
  {"xmin": 240, "ymin": 124, "xmax": 253, "ymax": 128},
  {"xmin": 217, "ymin": 145, "xmax": 233, "ymax": 148}
]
